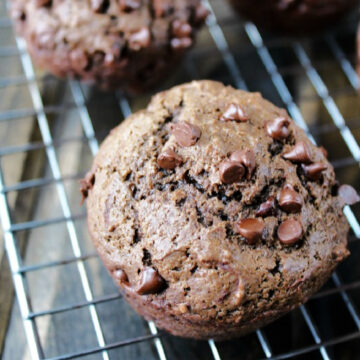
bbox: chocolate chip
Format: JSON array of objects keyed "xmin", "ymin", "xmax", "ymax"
[
  {"xmin": 80, "ymin": 169, "xmax": 96, "ymax": 204},
  {"xmin": 70, "ymin": 48, "xmax": 89, "ymax": 72},
  {"xmin": 230, "ymin": 149, "xmax": 256, "ymax": 179},
  {"xmin": 113, "ymin": 269, "xmax": 129, "ymax": 285},
  {"xmin": 219, "ymin": 160, "xmax": 245, "ymax": 184},
  {"xmin": 36, "ymin": 0, "xmax": 52, "ymax": 7},
  {"xmin": 136, "ymin": 267, "xmax": 167, "ymax": 295},
  {"xmin": 220, "ymin": 104, "xmax": 249, "ymax": 122},
  {"xmin": 118, "ymin": 0, "xmax": 141, "ymax": 11},
  {"xmin": 332, "ymin": 244, "xmax": 350, "ymax": 262},
  {"xmin": 277, "ymin": 219, "xmax": 302, "ymax": 246},
  {"xmin": 279, "ymin": 184, "xmax": 303, "ymax": 213},
  {"xmin": 91, "ymin": 0, "xmax": 109, "ymax": 13},
  {"xmin": 194, "ymin": 4, "xmax": 209, "ymax": 25},
  {"xmin": 338, "ymin": 184, "xmax": 360, "ymax": 206},
  {"xmin": 235, "ymin": 218, "xmax": 265, "ymax": 245},
  {"xmin": 129, "ymin": 27, "xmax": 151, "ymax": 50},
  {"xmin": 170, "ymin": 37, "xmax": 192, "ymax": 51},
  {"xmin": 266, "ymin": 116, "xmax": 290, "ymax": 140},
  {"xmin": 282, "ymin": 141, "xmax": 312, "ymax": 164},
  {"xmin": 172, "ymin": 20, "xmax": 192, "ymax": 38},
  {"xmin": 169, "ymin": 122, "xmax": 201, "ymax": 147},
  {"xmin": 302, "ymin": 163, "xmax": 327, "ymax": 181},
  {"xmin": 319, "ymin": 146, "xmax": 328, "ymax": 158},
  {"xmin": 256, "ymin": 197, "xmax": 276, "ymax": 217},
  {"xmin": 157, "ymin": 149, "xmax": 182, "ymax": 170}
]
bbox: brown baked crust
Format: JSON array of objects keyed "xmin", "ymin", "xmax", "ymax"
[
  {"xmin": 9, "ymin": 0, "xmax": 207, "ymax": 92},
  {"xmin": 85, "ymin": 80, "xmax": 350, "ymax": 340},
  {"xmin": 228, "ymin": 0, "xmax": 358, "ymax": 34}
]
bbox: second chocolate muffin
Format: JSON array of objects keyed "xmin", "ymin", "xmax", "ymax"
[
  {"xmin": 10, "ymin": 0, "xmax": 207, "ymax": 92},
  {"xmin": 228, "ymin": 0, "xmax": 358, "ymax": 34},
  {"xmin": 83, "ymin": 80, "xmax": 357, "ymax": 340}
]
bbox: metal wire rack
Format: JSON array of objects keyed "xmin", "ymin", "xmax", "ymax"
[{"xmin": 0, "ymin": 0, "xmax": 360, "ymax": 359}]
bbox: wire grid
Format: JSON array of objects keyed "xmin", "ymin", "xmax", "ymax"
[{"xmin": 0, "ymin": 0, "xmax": 360, "ymax": 359}]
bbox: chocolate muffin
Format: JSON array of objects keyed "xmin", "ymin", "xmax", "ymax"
[
  {"xmin": 10, "ymin": 0, "xmax": 207, "ymax": 92},
  {"xmin": 228, "ymin": 0, "xmax": 358, "ymax": 34},
  {"xmin": 83, "ymin": 80, "xmax": 358, "ymax": 340}
]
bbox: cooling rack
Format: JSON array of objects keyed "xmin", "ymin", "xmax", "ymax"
[{"xmin": 1, "ymin": 0, "xmax": 360, "ymax": 359}]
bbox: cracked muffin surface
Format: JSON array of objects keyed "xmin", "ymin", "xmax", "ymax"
[
  {"xmin": 228, "ymin": 0, "xmax": 358, "ymax": 34},
  {"xmin": 83, "ymin": 80, "xmax": 355, "ymax": 340},
  {"xmin": 10, "ymin": 0, "xmax": 207, "ymax": 92}
]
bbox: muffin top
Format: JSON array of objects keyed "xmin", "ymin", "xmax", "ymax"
[
  {"xmin": 11, "ymin": 0, "xmax": 206, "ymax": 53},
  {"xmin": 84, "ymin": 80, "xmax": 352, "ymax": 323},
  {"xmin": 10, "ymin": 0, "xmax": 207, "ymax": 90}
]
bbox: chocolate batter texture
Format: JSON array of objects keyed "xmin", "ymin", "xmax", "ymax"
[
  {"xmin": 10, "ymin": 0, "xmax": 207, "ymax": 92},
  {"xmin": 83, "ymin": 80, "xmax": 357, "ymax": 340},
  {"xmin": 228, "ymin": 0, "xmax": 359, "ymax": 34}
]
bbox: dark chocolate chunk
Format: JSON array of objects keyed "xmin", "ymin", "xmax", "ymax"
[
  {"xmin": 282, "ymin": 141, "xmax": 312, "ymax": 164},
  {"xmin": 137, "ymin": 267, "xmax": 167, "ymax": 295},
  {"xmin": 230, "ymin": 149, "xmax": 256, "ymax": 179},
  {"xmin": 220, "ymin": 103, "xmax": 249, "ymax": 122},
  {"xmin": 338, "ymin": 184, "xmax": 360, "ymax": 206},
  {"xmin": 256, "ymin": 197, "xmax": 276, "ymax": 217},
  {"xmin": 157, "ymin": 149, "xmax": 183, "ymax": 169},
  {"xmin": 235, "ymin": 218, "xmax": 265, "ymax": 245},
  {"xmin": 266, "ymin": 116, "xmax": 290, "ymax": 140},
  {"xmin": 279, "ymin": 184, "xmax": 303, "ymax": 213},
  {"xmin": 219, "ymin": 160, "xmax": 245, "ymax": 184},
  {"xmin": 169, "ymin": 122, "xmax": 201, "ymax": 147},
  {"xmin": 302, "ymin": 163, "xmax": 327, "ymax": 181},
  {"xmin": 277, "ymin": 219, "xmax": 302, "ymax": 245}
]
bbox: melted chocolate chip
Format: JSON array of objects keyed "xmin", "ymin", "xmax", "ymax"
[
  {"xmin": 277, "ymin": 219, "xmax": 302, "ymax": 246},
  {"xmin": 279, "ymin": 184, "xmax": 303, "ymax": 213},
  {"xmin": 220, "ymin": 104, "xmax": 249, "ymax": 122},
  {"xmin": 302, "ymin": 163, "xmax": 327, "ymax": 181},
  {"xmin": 338, "ymin": 184, "xmax": 360, "ymax": 206},
  {"xmin": 172, "ymin": 20, "xmax": 192, "ymax": 38},
  {"xmin": 129, "ymin": 27, "xmax": 151, "ymax": 50},
  {"xmin": 157, "ymin": 149, "xmax": 182, "ymax": 169},
  {"xmin": 136, "ymin": 267, "xmax": 167, "ymax": 295},
  {"xmin": 169, "ymin": 122, "xmax": 201, "ymax": 147},
  {"xmin": 230, "ymin": 149, "xmax": 256, "ymax": 179},
  {"xmin": 256, "ymin": 197, "xmax": 276, "ymax": 217},
  {"xmin": 219, "ymin": 160, "xmax": 245, "ymax": 184},
  {"xmin": 266, "ymin": 116, "xmax": 290, "ymax": 140},
  {"xmin": 282, "ymin": 141, "xmax": 312, "ymax": 164},
  {"xmin": 235, "ymin": 218, "xmax": 265, "ymax": 245}
]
